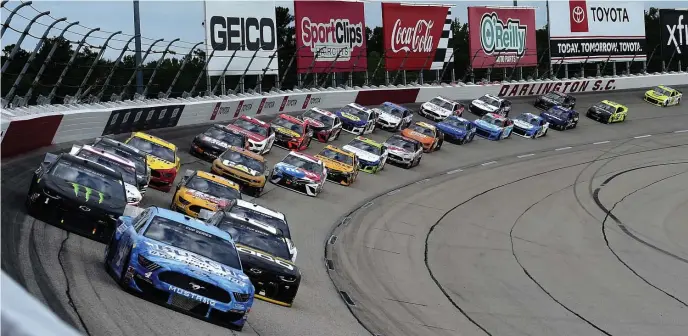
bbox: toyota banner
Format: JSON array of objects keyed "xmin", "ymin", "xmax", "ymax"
[
  {"xmin": 548, "ymin": 1, "xmax": 647, "ymax": 63},
  {"xmin": 382, "ymin": 3, "xmax": 454, "ymax": 71},
  {"xmin": 295, "ymin": 0, "xmax": 367, "ymax": 74},
  {"xmin": 467, "ymin": 6, "xmax": 537, "ymax": 69},
  {"xmin": 660, "ymin": 9, "xmax": 688, "ymax": 61}
]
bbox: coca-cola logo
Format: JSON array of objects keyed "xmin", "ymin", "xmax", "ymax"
[
  {"xmin": 390, "ymin": 19, "xmax": 435, "ymax": 53},
  {"xmin": 300, "ymin": 17, "xmax": 364, "ymax": 61}
]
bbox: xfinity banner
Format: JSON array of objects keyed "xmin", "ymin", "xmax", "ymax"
[
  {"xmin": 205, "ymin": 1, "xmax": 278, "ymax": 76},
  {"xmin": 660, "ymin": 9, "xmax": 688, "ymax": 60},
  {"xmin": 548, "ymin": 1, "xmax": 647, "ymax": 63},
  {"xmin": 295, "ymin": 0, "xmax": 367, "ymax": 73},
  {"xmin": 467, "ymin": 6, "xmax": 537, "ymax": 68}
]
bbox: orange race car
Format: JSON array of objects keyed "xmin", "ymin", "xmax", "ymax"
[{"xmin": 400, "ymin": 122, "xmax": 444, "ymax": 152}]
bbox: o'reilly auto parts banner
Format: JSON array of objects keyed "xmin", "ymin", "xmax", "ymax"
[
  {"xmin": 381, "ymin": 3, "xmax": 453, "ymax": 71},
  {"xmin": 660, "ymin": 9, "xmax": 688, "ymax": 59},
  {"xmin": 549, "ymin": 1, "xmax": 647, "ymax": 63},
  {"xmin": 295, "ymin": 0, "xmax": 367, "ymax": 73},
  {"xmin": 205, "ymin": 1, "xmax": 278, "ymax": 76},
  {"xmin": 467, "ymin": 6, "xmax": 537, "ymax": 69}
]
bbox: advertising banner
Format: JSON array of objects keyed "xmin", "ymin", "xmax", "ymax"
[
  {"xmin": 102, "ymin": 105, "xmax": 185, "ymax": 136},
  {"xmin": 467, "ymin": 6, "xmax": 537, "ymax": 69},
  {"xmin": 295, "ymin": 0, "xmax": 367, "ymax": 74},
  {"xmin": 205, "ymin": 1, "xmax": 278, "ymax": 76},
  {"xmin": 381, "ymin": 3, "xmax": 453, "ymax": 71},
  {"xmin": 548, "ymin": 1, "xmax": 647, "ymax": 63},
  {"xmin": 660, "ymin": 9, "xmax": 688, "ymax": 60}
]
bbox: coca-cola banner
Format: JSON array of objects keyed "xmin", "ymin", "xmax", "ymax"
[
  {"xmin": 467, "ymin": 6, "xmax": 538, "ymax": 69},
  {"xmin": 295, "ymin": 0, "xmax": 367, "ymax": 74},
  {"xmin": 382, "ymin": 3, "xmax": 454, "ymax": 71}
]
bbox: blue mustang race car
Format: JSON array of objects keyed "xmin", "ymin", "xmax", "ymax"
[
  {"xmin": 104, "ymin": 206, "xmax": 255, "ymax": 331},
  {"xmin": 539, "ymin": 106, "xmax": 579, "ymax": 130},
  {"xmin": 435, "ymin": 116, "xmax": 476, "ymax": 145},
  {"xmin": 336, "ymin": 103, "xmax": 378, "ymax": 135},
  {"xmin": 511, "ymin": 113, "xmax": 550, "ymax": 139},
  {"xmin": 473, "ymin": 113, "xmax": 514, "ymax": 141}
]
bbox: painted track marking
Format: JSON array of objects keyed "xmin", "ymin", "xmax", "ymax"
[
  {"xmin": 593, "ymin": 141, "xmax": 610, "ymax": 144},
  {"xmin": 517, "ymin": 154, "xmax": 535, "ymax": 158},
  {"xmin": 481, "ymin": 161, "xmax": 497, "ymax": 166},
  {"xmin": 634, "ymin": 135, "xmax": 652, "ymax": 139},
  {"xmin": 555, "ymin": 147, "xmax": 572, "ymax": 151}
]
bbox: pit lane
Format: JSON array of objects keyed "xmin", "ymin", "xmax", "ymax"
[{"xmin": 2, "ymin": 88, "xmax": 687, "ymax": 336}]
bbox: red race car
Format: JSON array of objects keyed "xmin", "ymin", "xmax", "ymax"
[
  {"xmin": 227, "ymin": 115, "xmax": 276, "ymax": 155},
  {"xmin": 299, "ymin": 107, "xmax": 343, "ymax": 143},
  {"xmin": 270, "ymin": 113, "xmax": 313, "ymax": 151}
]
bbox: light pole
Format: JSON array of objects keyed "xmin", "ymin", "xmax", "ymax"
[{"xmin": 133, "ymin": 0, "xmax": 144, "ymax": 94}]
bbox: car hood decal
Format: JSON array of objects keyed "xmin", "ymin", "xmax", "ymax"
[
  {"xmin": 337, "ymin": 112, "xmax": 367, "ymax": 126},
  {"xmin": 375, "ymin": 110, "xmax": 401, "ymax": 123},
  {"xmin": 342, "ymin": 145, "xmax": 381, "ymax": 162},
  {"xmin": 274, "ymin": 162, "xmax": 321, "ymax": 181},
  {"xmin": 316, "ymin": 156, "xmax": 354, "ymax": 172},
  {"xmin": 436, "ymin": 123, "xmax": 467, "ymax": 135},
  {"xmin": 474, "ymin": 120, "xmax": 501, "ymax": 131},
  {"xmin": 472, "ymin": 101, "xmax": 498, "ymax": 111},
  {"xmin": 273, "ymin": 126, "xmax": 301, "ymax": 138},
  {"xmin": 183, "ymin": 188, "xmax": 232, "ymax": 208},
  {"xmin": 221, "ymin": 159, "xmax": 260, "ymax": 176},
  {"xmin": 513, "ymin": 120, "xmax": 535, "ymax": 129},
  {"xmin": 199, "ymin": 136, "xmax": 231, "ymax": 149},
  {"xmin": 227, "ymin": 124, "xmax": 266, "ymax": 142},
  {"xmin": 147, "ymin": 155, "xmax": 176, "ymax": 170}
]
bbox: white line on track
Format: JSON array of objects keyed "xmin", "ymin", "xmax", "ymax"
[
  {"xmin": 555, "ymin": 147, "xmax": 572, "ymax": 151},
  {"xmin": 386, "ymin": 189, "xmax": 400, "ymax": 196},
  {"xmin": 674, "ymin": 130, "xmax": 688, "ymax": 133},
  {"xmin": 415, "ymin": 178, "xmax": 430, "ymax": 184},
  {"xmin": 446, "ymin": 169, "xmax": 463, "ymax": 175},
  {"xmin": 634, "ymin": 134, "xmax": 652, "ymax": 139},
  {"xmin": 361, "ymin": 202, "xmax": 374, "ymax": 209},
  {"xmin": 481, "ymin": 161, "xmax": 497, "ymax": 166},
  {"xmin": 593, "ymin": 141, "xmax": 610, "ymax": 144},
  {"xmin": 517, "ymin": 154, "xmax": 535, "ymax": 158}
]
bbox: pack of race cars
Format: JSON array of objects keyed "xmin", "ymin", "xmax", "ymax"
[{"xmin": 23, "ymin": 84, "xmax": 680, "ymax": 331}]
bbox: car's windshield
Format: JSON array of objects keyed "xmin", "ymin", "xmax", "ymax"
[
  {"xmin": 185, "ymin": 175, "xmax": 240, "ymax": 200},
  {"xmin": 347, "ymin": 139, "xmax": 381, "ymax": 155},
  {"xmin": 595, "ymin": 103, "xmax": 616, "ymax": 114},
  {"xmin": 127, "ymin": 137, "xmax": 175, "ymax": 163},
  {"xmin": 144, "ymin": 216, "xmax": 242, "ymax": 270},
  {"xmin": 220, "ymin": 150, "xmax": 265, "ymax": 173},
  {"xmin": 272, "ymin": 117, "xmax": 303, "ymax": 133},
  {"xmin": 516, "ymin": 114, "xmax": 540, "ymax": 126},
  {"xmin": 319, "ymin": 148, "xmax": 354, "ymax": 165},
  {"xmin": 653, "ymin": 87, "xmax": 670, "ymax": 96},
  {"xmin": 546, "ymin": 107, "xmax": 569, "ymax": 118},
  {"xmin": 51, "ymin": 161, "xmax": 126, "ymax": 202},
  {"xmin": 217, "ymin": 218, "xmax": 291, "ymax": 260},
  {"xmin": 378, "ymin": 104, "xmax": 405, "ymax": 117},
  {"xmin": 385, "ymin": 136, "xmax": 415, "ymax": 151},
  {"xmin": 481, "ymin": 114, "xmax": 504, "ymax": 126},
  {"xmin": 339, "ymin": 106, "xmax": 369, "ymax": 120},
  {"xmin": 409, "ymin": 124, "xmax": 434, "ymax": 136},
  {"xmin": 203, "ymin": 126, "xmax": 246, "ymax": 147},
  {"xmin": 91, "ymin": 142, "xmax": 147, "ymax": 176},
  {"xmin": 233, "ymin": 119, "xmax": 268, "ymax": 137},
  {"xmin": 75, "ymin": 149, "xmax": 137, "ymax": 185},
  {"xmin": 228, "ymin": 205, "xmax": 290, "ymax": 238},
  {"xmin": 543, "ymin": 92, "xmax": 565, "ymax": 103},
  {"xmin": 281, "ymin": 154, "xmax": 321, "ymax": 174},
  {"xmin": 479, "ymin": 95, "xmax": 501, "ymax": 107},
  {"xmin": 302, "ymin": 110, "xmax": 334, "ymax": 127},
  {"xmin": 428, "ymin": 98, "xmax": 453, "ymax": 110},
  {"xmin": 442, "ymin": 117, "xmax": 469, "ymax": 129}
]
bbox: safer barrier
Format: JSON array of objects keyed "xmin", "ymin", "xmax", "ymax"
[{"xmin": 1, "ymin": 72, "xmax": 686, "ymax": 159}]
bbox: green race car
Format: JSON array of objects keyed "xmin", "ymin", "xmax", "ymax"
[
  {"xmin": 586, "ymin": 100, "xmax": 628, "ymax": 124},
  {"xmin": 341, "ymin": 136, "xmax": 388, "ymax": 174},
  {"xmin": 644, "ymin": 85, "xmax": 682, "ymax": 107}
]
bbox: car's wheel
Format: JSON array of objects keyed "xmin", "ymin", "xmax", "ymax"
[
  {"xmin": 543, "ymin": 128, "xmax": 548, "ymax": 136},
  {"xmin": 458, "ymin": 136, "xmax": 465, "ymax": 145},
  {"xmin": 436, "ymin": 139, "xmax": 443, "ymax": 151},
  {"xmin": 663, "ymin": 100, "xmax": 669, "ymax": 107},
  {"xmin": 253, "ymin": 186, "xmax": 263, "ymax": 197},
  {"xmin": 496, "ymin": 131, "xmax": 503, "ymax": 141},
  {"xmin": 117, "ymin": 248, "xmax": 133, "ymax": 287},
  {"xmin": 677, "ymin": 98, "xmax": 681, "ymax": 105},
  {"xmin": 104, "ymin": 235, "xmax": 118, "ymax": 272},
  {"xmin": 415, "ymin": 155, "xmax": 422, "ymax": 167},
  {"xmin": 305, "ymin": 137, "xmax": 312, "ymax": 149},
  {"xmin": 405, "ymin": 160, "xmax": 413, "ymax": 169}
]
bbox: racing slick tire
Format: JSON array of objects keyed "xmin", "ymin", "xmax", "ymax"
[
  {"xmin": 404, "ymin": 160, "xmax": 413, "ymax": 169},
  {"xmin": 458, "ymin": 136, "xmax": 466, "ymax": 145},
  {"xmin": 496, "ymin": 131, "xmax": 503, "ymax": 141},
  {"xmin": 104, "ymin": 235, "xmax": 118, "ymax": 272},
  {"xmin": 413, "ymin": 156, "xmax": 422, "ymax": 167},
  {"xmin": 663, "ymin": 100, "xmax": 669, "ymax": 107},
  {"xmin": 252, "ymin": 186, "xmax": 264, "ymax": 197},
  {"xmin": 544, "ymin": 128, "xmax": 548, "ymax": 136},
  {"xmin": 435, "ymin": 138, "xmax": 443, "ymax": 151}
]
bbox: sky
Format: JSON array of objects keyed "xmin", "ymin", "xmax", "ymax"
[{"xmin": 1, "ymin": 0, "xmax": 679, "ymax": 60}]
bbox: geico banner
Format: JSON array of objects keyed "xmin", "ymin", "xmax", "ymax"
[
  {"xmin": 295, "ymin": 0, "xmax": 367, "ymax": 74},
  {"xmin": 549, "ymin": 0, "xmax": 646, "ymax": 63},
  {"xmin": 381, "ymin": 3, "xmax": 453, "ymax": 71},
  {"xmin": 467, "ymin": 6, "xmax": 537, "ymax": 69},
  {"xmin": 660, "ymin": 9, "xmax": 688, "ymax": 60},
  {"xmin": 205, "ymin": 1, "xmax": 278, "ymax": 76}
]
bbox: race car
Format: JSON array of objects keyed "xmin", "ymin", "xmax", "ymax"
[
  {"xmin": 103, "ymin": 206, "xmax": 254, "ymax": 331},
  {"xmin": 211, "ymin": 146, "xmax": 268, "ymax": 197},
  {"xmin": 190, "ymin": 124, "xmax": 248, "ymax": 162},
  {"xmin": 383, "ymin": 134, "xmax": 423, "ymax": 169},
  {"xmin": 227, "ymin": 115, "xmax": 275, "ymax": 155},
  {"xmin": 534, "ymin": 91, "xmax": 576, "ymax": 110},
  {"xmin": 540, "ymin": 106, "xmax": 579, "ymax": 130},
  {"xmin": 299, "ymin": 107, "xmax": 342, "ymax": 143},
  {"xmin": 171, "ymin": 170, "xmax": 242, "ymax": 218},
  {"xmin": 125, "ymin": 132, "xmax": 181, "ymax": 192},
  {"xmin": 435, "ymin": 116, "xmax": 476, "ymax": 145},
  {"xmin": 511, "ymin": 113, "xmax": 549, "ymax": 139},
  {"xmin": 644, "ymin": 85, "xmax": 682, "ymax": 107},
  {"xmin": 203, "ymin": 209, "xmax": 301, "ymax": 307},
  {"xmin": 373, "ymin": 102, "xmax": 413, "ymax": 131},
  {"xmin": 474, "ymin": 113, "xmax": 514, "ymax": 141},
  {"xmin": 400, "ymin": 122, "xmax": 444, "ymax": 152},
  {"xmin": 25, "ymin": 153, "xmax": 127, "ymax": 242},
  {"xmin": 469, "ymin": 94, "xmax": 512, "ymax": 117},
  {"xmin": 336, "ymin": 103, "xmax": 379, "ymax": 135},
  {"xmin": 92, "ymin": 137, "xmax": 151, "ymax": 195},
  {"xmin": 342, "ymin": 136, "xmax": 388, "ymax": 174},
  {"xmin": 269, "ymin": 152, "xmax": 327, "ymax": 197},
  {"xmin": 69, "ymin": 144, "xmax": 143, "ymax": 205},
  {"xmin": 418, "ymin": 96, "xmax": 464, "ymax": 121},
  {"xmin": 270, "ymin": 113, "xmax": 313, "ymax": 151},
  {"xmin": 315, "ymin": 145, "xmax": 359, "ymax": 186},
  {"xmin": 586, "ymin": 100, "xmax": 628, "ymax": 124}
]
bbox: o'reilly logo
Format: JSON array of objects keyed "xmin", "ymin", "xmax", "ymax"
[
  {"xmin": 666, "ymin": 15, "xmax": 687, "ymax": 54},
  {"xmin": 480, "ymin": 12, "xmax": 527, "ymax": 56}
]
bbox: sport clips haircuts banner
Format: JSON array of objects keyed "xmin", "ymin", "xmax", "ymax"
[
  {"xmin": 382, "ymin": 3, "xmax": 453, "ymax": 71},
  {"xmin": 548, "ymin": 0, "xmax": 647, "ymax": 63},
  {"xmin": 295, "ymin": 0, "xmax": 367, "ymax": 74},
  {"xmin": 205, "ymin": 1, "xmax": 278, "ymax": 76},
  {"xmin": 467, "ymin": 6, "xmax": 537, "ymax": 69}
]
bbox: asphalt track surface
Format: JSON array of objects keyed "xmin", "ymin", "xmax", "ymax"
[{"xmin": 2, "ymin": 88, "xmax": 687, "ymax": 336}]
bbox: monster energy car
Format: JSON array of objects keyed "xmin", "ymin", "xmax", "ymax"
[{"xmin": 25, "ymin": 153, "xmax": 127, "ymax": 242}]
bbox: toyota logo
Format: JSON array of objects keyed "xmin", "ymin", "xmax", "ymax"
[
  {"xmin": 189, "ymin": 282, "xmax": 205, "ymax": 291},
  {"xmin": 572, "ymin": 6, "xmax": 585, "ymax": 23},
  {"xmin": 79, "ymin": 206, "xmax": 90, "ymax": 212}
]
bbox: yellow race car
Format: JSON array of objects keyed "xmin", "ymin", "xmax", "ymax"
[
  {"xmin": 211, "ymin": 146, "xmax": 268, "ymax": 197},
  {"xmin": 171, "ymin": 170, "xmax": 241, "ymax": 218},
  {"xmin": 315, "ymin": 145, "xmax": 359, "ymax": 186},
  {"xmin": 644, "ymin": 85, "xmax": 682, "ymax": 107},
  {"xmin": 586, "ymin": 100, "xmax": 628, "ymax": 124},
  {"xmin": 125, "ymin": 132, "xmax": 180, "ymax": 192}
]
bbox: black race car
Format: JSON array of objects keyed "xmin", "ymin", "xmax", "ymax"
[
  {"xmin": 534, "ymin": 91, "xmax": 576, "ymax": 110},
  {"xmin": 25, "ymin": 153, "xmax": 127, "ymax": 242},
  {"xmin": 539, "ymin": 106, "xmax": 579, "ymax": 130},
  {"xmin": 204, "ymin": 210, "xmax": 301, "ymax": 307},
  {"xmin": 92, "ymin": 137, "xmax": 151, "ymax": 195},
  {"xmin": 190, "ymin": 124, "xmax": 248, "ymax": 161}
]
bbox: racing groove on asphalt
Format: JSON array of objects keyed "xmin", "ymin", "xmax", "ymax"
[{"xmin": 2, "ymin": 88, "xmax": 688, "ymax": 336}]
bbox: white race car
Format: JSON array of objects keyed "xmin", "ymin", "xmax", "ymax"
[
  {"xmin": 373, "ymin": 102, "xmax": 413, "ymax": 131},
  {"xmin": 419, "ymin": 96, "xmax": 464, "ymax": 121},
  {"xmin": 469, "ymin": 94, "xmax": 512, "ymax": 117},
  {"xmin": 383, "ymin": 134, "xmax": 423, "ymax": 169},
  {"xmin": 511, "ymin": 113, "xmax": 549, "ymax": 139}
]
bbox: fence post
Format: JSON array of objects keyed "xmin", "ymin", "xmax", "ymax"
[
  {"xmin": 117, "ymin": 38, "xmax": 163, "ymax": 99},
  {"xmin": 391, "ymin": 50, "xmax": 410, "ymax": 85},
  {"xmin": 439, "ymin": 49, "xmax": 456, "ymax": 83},
  {"xmin": 139, "ymin": 38, "xmax": 179, "ymax": 98},
  {"xmin": 95, "ymin": 35, "xmax": 137, "ymax": 102},
  {"xmin": 44, "ymin": 27, "xmax": 100, "ymax": 104},
  {"xmin": 318, "ymin": 48, "xmax": 344, "ymax": 87},
  {"xmin": 349, "ymin": 49, "xmax": 365, "ymax": 87},
  {"xmin": 71, "ymin": 31, "xmax": 122, "ymax": 102},
  {"xmin": 235, "ymin": 46, "xmax": 263, "ymax": 93},
  {"xmin": 301, "ymin": 46, "xmax": 326, "ymax": 89},
  {"xmin": 645, "ymin": 44, "xmax": 659, "ymax": 73},
  {"xmin": 255, "ymin": 46, "xmax": 281, "ymax": 92},
  {"xmin": 186, "ymin": 48, "xmax": 216, "ymax": 97},
  {"xmin": 371, "ymin": 48, "xmax": 392, "ymax": 86},
  {"xmin": 278, "ymin": 45, "xmax": 305, "ymax": 90},
  {"xmin": 163, "ymin": 41, "xmax": 203, "ymax": 98},
  {"xmin": 211, "ymin": 46, "xmax": 242, "ymax": 95},
  {"xmin": 1, "ymin": 11, "xmax": 50, "ymax": 73},
  {"xmin": 0, "ymin": 1, "xmax": 32, "ymax": 38}
]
